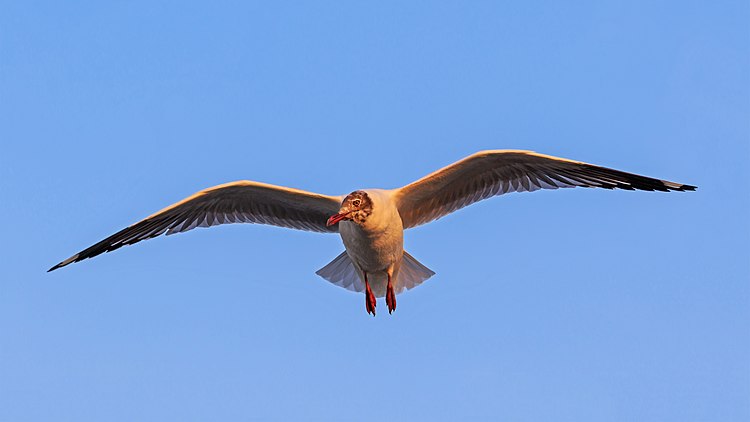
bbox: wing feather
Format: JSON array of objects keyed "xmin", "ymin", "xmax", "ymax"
[
  {"xmin": 49, "ymin": 181, "xmax": 343, "ymax": 271},
  {"xmin": 393, "ymin": 150, "xmax": 696, "ymax": 229}
]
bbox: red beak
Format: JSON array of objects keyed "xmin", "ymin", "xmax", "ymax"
[{"xmin": 326, "ymin": 212, "xmax": 350, "ymax": 227}]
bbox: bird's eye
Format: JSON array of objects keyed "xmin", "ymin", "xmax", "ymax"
[{"xmin": 352, "ymin": 199, "xmax": 361, "ymax": 207}]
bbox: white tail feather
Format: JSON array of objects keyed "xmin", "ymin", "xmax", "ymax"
[
  {"xmin": 397, "ymin": 251, "xmax": 436, "ymax": 293},
  {"xmin": 315, "ymin": 251, "xmax": 365, "ymax": 293},
  {"xmin": 315, "ymin": 251, "xmax": 435, "ymax": 295}
]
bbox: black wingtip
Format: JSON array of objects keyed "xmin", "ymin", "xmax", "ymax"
[
  {"xmin": 47, "ymin": 254, "xmax": 78, "ymax": 273},
  {"xmin": 47, "ymin": 263, "xmax": 62, "ymax": 272},
  {"xmin": 662, "ymin": 180, "xmax": 697, "ymax": 192}
]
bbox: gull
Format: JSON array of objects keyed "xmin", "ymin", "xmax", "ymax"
[{"xmin": 49, "ymin": 150, "xmax": 695, "ymax": 315}]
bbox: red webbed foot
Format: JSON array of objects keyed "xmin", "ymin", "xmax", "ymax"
[
  {"xmin": 364, "ymin": 274, "xmax": 376, "ymax": 316},
  {"xmin": 386, "ymin": 277, "xmax": 396, "ymax": 314}
]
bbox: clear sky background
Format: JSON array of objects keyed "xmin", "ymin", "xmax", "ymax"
[{"xmin": 1, "ymin": 1, "xmax": 748, "ymax": 421}]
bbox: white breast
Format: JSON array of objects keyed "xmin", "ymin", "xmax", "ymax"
[{"xmin": 338, "ymin": 189, "xmax": 404, "ymax": 274}]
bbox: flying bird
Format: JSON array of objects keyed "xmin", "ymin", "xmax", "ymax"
[{"xmin": 49, "ymin": 150, "xmax": 695, "ymax": 315}]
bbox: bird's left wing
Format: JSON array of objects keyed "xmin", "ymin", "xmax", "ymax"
[
  {"xmin": 49, "ymin": 181, "xmax": 343, "ymax": 271},
  {"xmin": 393, "ymin": 150, "xmax": 696, "ymax": 229}
]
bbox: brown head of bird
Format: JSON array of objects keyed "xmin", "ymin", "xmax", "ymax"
[{"xmin": 326, "ymin": 190, "xmax": 373, "ymax": 226}]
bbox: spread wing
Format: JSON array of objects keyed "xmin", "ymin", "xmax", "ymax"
[
  {"xmin": 393, "ymin": 150, "xmax": 696, "ymax": 229},
  {"xmin": 49, "ymin": 181, "xmax": 343, "ymax": 271}
]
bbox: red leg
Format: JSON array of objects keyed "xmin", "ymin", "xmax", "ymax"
[
  {"xmin": 364, "ymin": 272, "xmax": 376, "ymax": 316},
  {"xmin": 386, "ymin": 273, "xmax": 396, "ymax": 314}
]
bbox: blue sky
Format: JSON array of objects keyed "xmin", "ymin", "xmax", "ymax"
[{"xmin": 1, "ymin": 1, "xmax": 748, "ymax": 421}]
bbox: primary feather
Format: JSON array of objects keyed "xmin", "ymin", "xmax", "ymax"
[{"xmin": 393, "ymin": 150, "xmax": 695, "ymax": 229}]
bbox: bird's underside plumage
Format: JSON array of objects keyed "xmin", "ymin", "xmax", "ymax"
[
  {"xmin": 48, "ymin": 150, "xmax": 696, "ymax": 315},
  {"xmin": 315, "ymin": 250, "xmax": 435, "ymax": 297}
]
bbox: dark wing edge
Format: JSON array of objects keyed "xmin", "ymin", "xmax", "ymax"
[
  {"xmin": 393, "ymin": 150, "xmax": 696, "ymax": 229},
  {"xmin": 48, "ymin": 181, "xmax": 343, "ymax": 272}
]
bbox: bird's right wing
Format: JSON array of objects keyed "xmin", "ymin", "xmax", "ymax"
[
  {"xmin": 393, "ymin": 150, "xmax": 696, "ymax": 229},
  {"xmin": 49, "ymin": 181, "xmax": 343, "ymax": 271}
]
